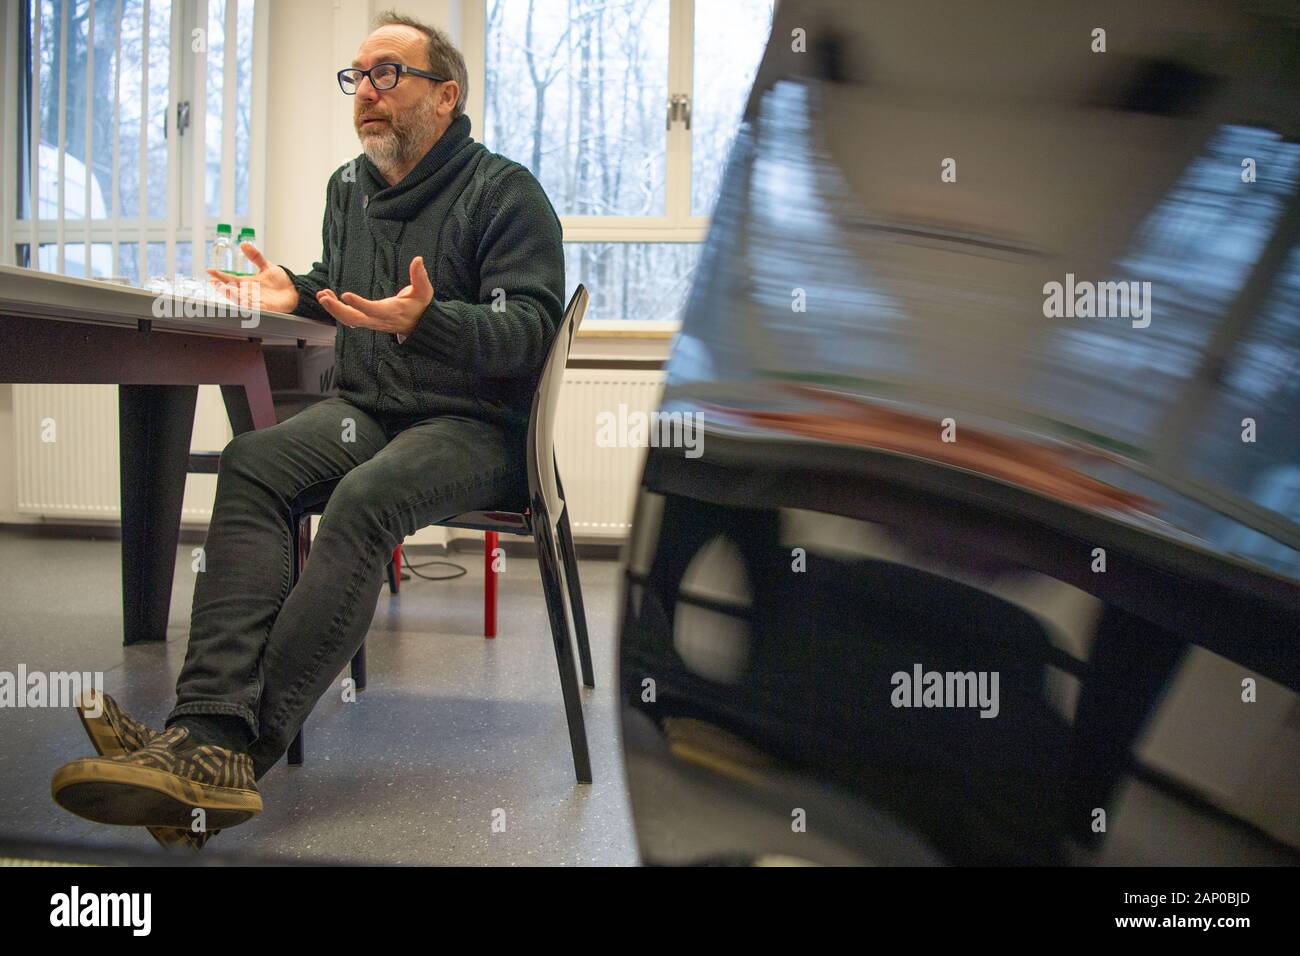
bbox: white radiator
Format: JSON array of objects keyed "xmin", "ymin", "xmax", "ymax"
[
  {"xmin": 10, "ymin": 370, "xmax": 665, "ymax": 539},
  {"xmin": 554, "ymin": 369, "xmax": 665, "ymax": 539},
  {"xmin": 11, "ymin": 384, "xmax": 229, "ymax": 523}
]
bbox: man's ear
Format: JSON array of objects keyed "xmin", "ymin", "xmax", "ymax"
[{"xmin": 440, "ymin": 81, "xmax": 460, "ymax": 117}]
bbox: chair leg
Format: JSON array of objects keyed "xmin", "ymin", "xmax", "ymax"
[
  {"xmin": 386, "ymin": 545, "xmax": 401, "ymax": 594},
  {"xmin": 287, "ymin": 514, "xmax": 311, "ymax": 767},
  {"xmin": 484, "ymin": 531, "xmax": 498, "ymax": 638},
  {"xmin": 350, "ymin": 642, "xmax": 367, "ymax": 691},
  {"xmin": 288, "ymin": 515, "xmax": 367, "ymax": 767},
  {"xmin": 296, "ymin": 513, "xmax": 312, "ymax": 573},
  {"xmin": 556, "ymin": 504, "xmax": 594, "ymax": 688},
  {"xmin": 534, "ymin": 518, "xmax": 592, "ymax": 783}
]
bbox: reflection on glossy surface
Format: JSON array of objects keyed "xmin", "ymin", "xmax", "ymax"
[
  {"xmin": 622, "ymin": 0, "xmax": 1300, "ymax": 865},
  {"xmin": 663, "ymin": 0, "xmax": 1300, "ymax": 577}
]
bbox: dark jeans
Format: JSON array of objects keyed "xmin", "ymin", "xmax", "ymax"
[{"xmin": 167, "ymin": 397, "xmax": 526, "ymax": 780}]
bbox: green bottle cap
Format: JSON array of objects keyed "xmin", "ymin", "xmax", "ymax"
[
  {"xmin": 217, "ymin": 223, "xmax": 233, "ymax": 235},
  {"xmin": 238, "ymin": 227, "xmax": 255, "ymax": 239}
]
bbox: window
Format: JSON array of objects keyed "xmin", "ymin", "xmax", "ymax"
[
  {"xmin": 479, "ymin": 0, "xmax": 775, "ymax": 324},
  {"xmin": 5, "ymin": 0, "xmax": 267, "ymax": 283}
]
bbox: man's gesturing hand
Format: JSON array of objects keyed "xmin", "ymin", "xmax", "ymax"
[
  {"xmin": 207, "ymin": 242, "xmax": 300, "ymax": 314},
  {"xmin": 315, "ymin": 256, "xmax": 434, "ymax": 338}
]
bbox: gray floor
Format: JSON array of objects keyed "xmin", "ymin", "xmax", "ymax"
[{"xmin": 0, "ymin": 527, "xmax": 639, "ymax": 865}]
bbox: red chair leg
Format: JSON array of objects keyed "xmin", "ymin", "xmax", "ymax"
[
  {"xmin": 485, "ymin": 531, "xmax": 498, "ymax": 638},
  {"xmin": 386, "ymin": 544, "xmax": 402, "ymax": 594}
]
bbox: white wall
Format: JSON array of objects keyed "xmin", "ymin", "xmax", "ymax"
[{"xmin": 266, "ymin": 0, "xmax": 471, "ymax": 273}]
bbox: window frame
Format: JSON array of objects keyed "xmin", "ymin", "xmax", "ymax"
[
  {"xmin": 2, "ymin": 0, "xmax": 270, "ymax": 283},
  {"xmin": 467, "ymin": 0, "xmax": 773, "ymax": 331}
]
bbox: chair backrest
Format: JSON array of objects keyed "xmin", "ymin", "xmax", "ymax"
[{"xmin": 527, "ymin": 284, "xmax": 589, "ymax": 522}]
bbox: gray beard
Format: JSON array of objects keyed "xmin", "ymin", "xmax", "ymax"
[{"xmin": 359, "ymin": 95, "xmax": 439, "ymax": 181}]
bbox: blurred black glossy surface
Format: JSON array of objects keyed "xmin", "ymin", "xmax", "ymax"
[{"xmin": 619, "ymin": 0, "xmax": 1300, "ymax": 865}]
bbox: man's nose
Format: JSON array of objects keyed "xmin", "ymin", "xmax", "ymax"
[{"xmin": 356, "ymin": 79, "xmax": 380, "ymax": 106}]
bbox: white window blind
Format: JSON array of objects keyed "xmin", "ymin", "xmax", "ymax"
[{"xmin": 4, "ymin": 0, "xmax": 269, "ymax": 285}]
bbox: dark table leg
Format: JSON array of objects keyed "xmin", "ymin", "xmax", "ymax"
[
  {"xmin": 1065, "ymin": 604, "xmax": 1186, "ymax": 845},
  {"xmin": 219, "ymin": 381, "xmax": 277, "ymax": 435},
  {"xmin": 118, "ymin": 385, "xmax": 199, "ymax": 645},
  {"xmin": 3, "ymin": 314, "xmax": 287, "ymax": 645}
]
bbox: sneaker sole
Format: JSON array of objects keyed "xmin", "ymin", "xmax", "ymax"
[
  {"xmin": 51, "ymin": 759, "xmax": 262, "ymax": 830},
  {"xmin": 74, "ymin": 693, "xmax": 195, "ymax": 850}
]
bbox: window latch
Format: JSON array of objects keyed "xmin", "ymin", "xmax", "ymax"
[
  {"xmin": 176, "ymin": 101, "xmax": 192, "ymax": 137},
  {"xmin": 666, "ymin": 93, "xmax": 691, "ymax": 130}
]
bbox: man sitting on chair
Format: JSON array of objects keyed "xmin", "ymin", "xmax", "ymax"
[{"xmin": 50, "ymin": 10, "xmax": 564, "ymax": 851}]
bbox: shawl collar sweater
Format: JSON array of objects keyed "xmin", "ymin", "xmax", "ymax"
[{"xmin": 283, "ymin": 114, "xmax": 566, "ymax": 431}]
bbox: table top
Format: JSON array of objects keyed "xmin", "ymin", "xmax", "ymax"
[{"xmin": 0, "ymin": 264, "xmax": 335, "ymax": 347}]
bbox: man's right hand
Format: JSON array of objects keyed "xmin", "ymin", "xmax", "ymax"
[{"xmin": 207, "ymin": 242, "xmax": 299, "ymax": 315}]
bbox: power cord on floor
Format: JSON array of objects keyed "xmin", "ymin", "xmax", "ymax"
[{"xmin": 399, "ymin": 549, "xmax": 468, "ymax": 582}]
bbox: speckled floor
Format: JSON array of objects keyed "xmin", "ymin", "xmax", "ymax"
[{"xmin": 0, "ymin": 528, "xmax": 638, "ymax": 865}]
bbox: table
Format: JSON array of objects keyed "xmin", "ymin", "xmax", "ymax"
[{"xmin": 0, "ymin": 265, "xmax": 335, "ymax": 644}]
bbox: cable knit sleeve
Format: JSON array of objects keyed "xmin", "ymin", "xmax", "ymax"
[{"xmin": 398, "ymin": 166, "xmax": 565, "ymax": 378}]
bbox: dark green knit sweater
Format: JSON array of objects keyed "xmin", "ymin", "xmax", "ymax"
[{"xmin": 283, "ymin": 114, "xmax": 565, "ymax": 431}]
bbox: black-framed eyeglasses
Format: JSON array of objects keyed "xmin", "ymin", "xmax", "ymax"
[{"xmin": 337, "ymin": 62, "xmax": 449, "ymax": 95}]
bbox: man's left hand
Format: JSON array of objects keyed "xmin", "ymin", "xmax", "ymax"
[{"xmin": 315, "ymin": 255, "xmax": 434, "ymax": 337}]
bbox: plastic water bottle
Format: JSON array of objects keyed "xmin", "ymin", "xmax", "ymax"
[
  {"xmin": 234, "ymin": 227, "xmax": 256, "ymax": 274},
  {"xmin": 211, "ymin": 223, "xmax": 234, "ymax": 273}
]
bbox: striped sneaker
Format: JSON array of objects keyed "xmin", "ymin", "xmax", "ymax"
[
  {"xmin": 75, "ymin": 689, "xmax": 158, "ymax": 755},
  {"xmin": 74, "ymin": 690, "xmax": 200, "ymax": 851},
  {"xmin": 180, "ymin": 829, "xmax": 218, "ymax": 852},
  {"xmin": 52, "ymin": 725, "xmax": 262, "ymax": 830}
]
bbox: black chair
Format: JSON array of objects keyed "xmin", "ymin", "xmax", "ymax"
[{"xmin": 286, "ymin": 285, "xmax": 595, "ymax": 783}]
